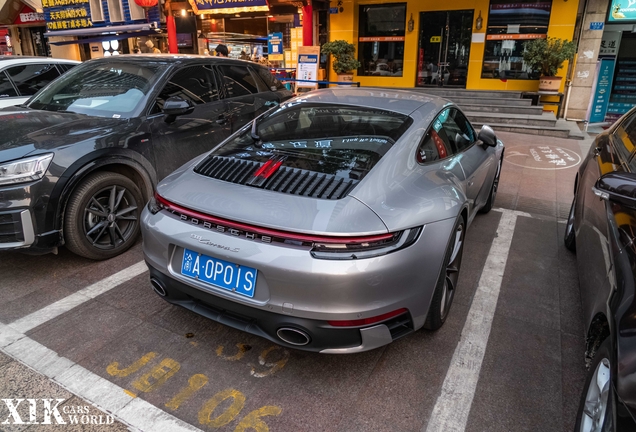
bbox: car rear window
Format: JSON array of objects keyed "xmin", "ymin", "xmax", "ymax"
[{"xmin": 214, "ymin": 102, "xmax": 413, "ymax": 181}]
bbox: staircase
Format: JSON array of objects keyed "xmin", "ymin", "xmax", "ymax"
[{"xmin": 408, "ymin": 88, "xmax": 586, "ymax": 140}]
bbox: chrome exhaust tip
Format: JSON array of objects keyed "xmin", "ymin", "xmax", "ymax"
[
  {"xmin": 276, "ymin": 327, "xmax": 311, "ymax": 346},
  {"xmin": 150, "ymin": 278, "xmax": 167, "ymax": 297}
]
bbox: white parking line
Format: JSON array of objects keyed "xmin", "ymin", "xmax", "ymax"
[
  {"xmin": 0, "ymin": 322, "xmax": 202, "ymax": 432},
  {"xmin": 425, "ymin": 209, "xmax": 519, "ymax": 432},
  {"xmin": 10, "ymin": 261, "xmax": 147, "ymax": 334}
]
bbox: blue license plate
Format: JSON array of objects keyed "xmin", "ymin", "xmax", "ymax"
[{"xmin": 181, "ymin": 248, "xmax": 257, "ymax": 298}]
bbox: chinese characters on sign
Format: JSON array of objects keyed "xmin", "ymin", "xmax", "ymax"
[
  {"xmin": 189, "ymin": 0, "xmax": 269, "ymax": 15},
  {"xmin": 43, "ymin": 0, "xmax": 92, "ymax": 31},
  {"xmin": 19, "ymin": 12, "xmax": 44, "ymax": 22},
  {"xmin": 589, "ymin": 59, "xmax": 616, "ymax": 123},
  {"xmin": 599, "ymin": 31, "xmax": 621, "ymax": 56}
]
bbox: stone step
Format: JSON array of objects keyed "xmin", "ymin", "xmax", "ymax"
[
  {"xmin": 458, "ymin": 103, "xmax": 544, "ymax": 115},
  {"xmin": 443, "ymin": 96, "xmax": 534, "ymax": 106},
  {"xmin": 411, "ymin": 88, "xmax": 523, "ymax": 99},
  {"xmin": 473, "ymin": 122, "xmax": 571, "ymax": 139},
  {"xmin": 465, "ymin": 112, "xmax": 557, "ymax": 127}
]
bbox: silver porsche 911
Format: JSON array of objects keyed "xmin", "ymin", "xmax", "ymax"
[{"xmin": 141, "ymin": 88, "xmax": 504, "ymax": 353}]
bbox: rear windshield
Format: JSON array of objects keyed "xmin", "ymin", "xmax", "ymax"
[{"xmin": 214, "ymin": 102, "xmax": 413, "ymax": 180}]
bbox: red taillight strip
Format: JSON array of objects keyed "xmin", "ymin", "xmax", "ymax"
[
  {"xmin": 328, "ymin": 308, "xmax": 408, "ymax": 327},
  {"xmin": 253, "ymin": 160, "xmax": 273, "ymax": 178},
  {"xmin": 156, "ymin": 193, "xmax": 394, "ymax": 245}
]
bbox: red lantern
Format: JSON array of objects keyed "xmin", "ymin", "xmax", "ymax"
[{"xmin": 134, "ymin": 0, "xmax": 158, "ymax": 8}]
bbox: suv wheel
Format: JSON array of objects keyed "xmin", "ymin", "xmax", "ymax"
[{"xmin": 64, "ymin": 171, "xmax": 142, "ymax": 260}]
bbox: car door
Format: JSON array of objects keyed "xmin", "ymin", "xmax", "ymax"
[
  {"xmin": 217, "ymin": 64, "xmax": 280, "ymax": 134},
  {"xmin": 437, "ymin": 108, "xmax": 493, "ymax": 218},
  {"xmin": 148, "ymin": 64, "xmax": 232, "ymax": 180},
  {"xmin": 576, "ymin": 118, "xmax": 635, "ymax": 326},
  {"xmin": 6, "ymin": 63, "xmax": 62, "ymax": 98}
]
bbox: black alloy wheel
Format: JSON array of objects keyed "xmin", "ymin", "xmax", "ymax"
[
  {"xmin": 65, "ymin": 171, "xmax": 143, "ymax": 260},
  {"xmin": 425, "ymin": 216, "xmax": 465, "ymax": 330},
  {"xmin": 480, "ymin": 158, "xmax": 502, "ymax": 214},
  {"xmin": 564, "ymin": 196, "xmax": 576, "ymax": 252}
]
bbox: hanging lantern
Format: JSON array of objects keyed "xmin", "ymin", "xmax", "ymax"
[{"xmin": 134, "ymin": 0, "xmax": 158, "ymax": 9}]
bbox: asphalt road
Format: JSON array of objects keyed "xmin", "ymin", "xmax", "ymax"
[{"xmin": 0, "ymin": 131, "xmax": 591, "ymax": 432}]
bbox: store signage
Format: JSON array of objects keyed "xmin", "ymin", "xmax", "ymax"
[
  {"xmin": 358, "ymin": 36, "xmax": 405, "ymax": 42},
  {"xmin": 608, "ymin": 0, "xmax": 636, "ymax": 23},
  {"xmin": 43, "ymin": 0, "xmax": 93, "ymax": 31},
  {"xmin": 588, "ymin": 58, "xmax": 616, "ymax": 123},
  {"xmin": 590, "ymin": 22, "xmax": 604, "ymax": 30},
  {"xmin": 599, "ymin": 31, "xmax": 622, "ymax": 57},
  {"xmin": 188, "ymin": 0, "xmax": 269, "ymax": 15},
  {"xmin": 486, "ymin": 33, "xmax": 547, "ymax": 40},
  {"xmin": 268, "ymin": 32, "xmax": 283, "ymax": 61},
  {"xmin": 329, "ymin": 7, "xmax": 338, "ymax": 14},
  {"xmin": 296, "ymin": 46, "xmax": 320, "ymax": 89},
  {"xmin": 14, "ymin": 6, "xmax": 45, "ymax": 24}
]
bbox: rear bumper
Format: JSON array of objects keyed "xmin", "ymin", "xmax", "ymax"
[{"xmin": 147, "ymin": 264, "xmax": 413, "ymax": 353}]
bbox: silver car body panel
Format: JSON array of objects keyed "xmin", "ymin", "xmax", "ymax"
[{"xmin": 142, "ymin": 88, "xmax": 505, "ymax": 352}]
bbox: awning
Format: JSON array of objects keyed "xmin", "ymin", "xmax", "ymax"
[
  {"xmin": 48, "ymin": 29, "xmax": 163, "ymax": 45},
  {"xmin": 44, "ymin": 22, "xmax": 160, "ymax": 38}
]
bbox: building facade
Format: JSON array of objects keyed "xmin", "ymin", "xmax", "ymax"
[{"xmin": 329, "ymin": 0, "xmax": 580, "ymax": 93}]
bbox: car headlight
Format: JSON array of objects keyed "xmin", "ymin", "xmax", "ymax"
[{"xmin": 0, "ymin": 153, "xmax": 54, "ymax": 186}]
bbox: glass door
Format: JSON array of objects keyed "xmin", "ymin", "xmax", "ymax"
[{"xmin": 416, "ymin": 10, "xmax": 474, "ymax": 87}]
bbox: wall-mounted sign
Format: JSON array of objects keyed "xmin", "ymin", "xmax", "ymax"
[
  {"xmin": 599, "ymin": 31, "xmax": 622, "ymax": 57},
  {"xmin": 486, "ymin": 33, "xmax": 547, "ymax": 40},
  {"xmin": 358, "ymin": 36, "xmax": 405, "ymax": 42},
  {"xmin": 43, "ymin": 0, "xmax": 93, "ymax": 31},
  {"xmin": 188, "ymin": 0, "xmax": 268, "ymax": 15},
  {"xmin": 590, "ymin": 21, "xmax": 604, "ymax": 30},
  {"xmin": 608, "ymin": 0, "xmax": 636, "ymax": 23},
  {"xmin": 329, "ymin": 7, "xmax": 338, "ymax": 14},
  {"xmin": 268, "ymin": 32, "xmax": 283, "ymax": 61},
  {"xmin": 588, "ymin": 58, "xmax": 616, "ymax": 123},
  {"xmin": 14, "ymin": 6, "xmax": 44, "ymax": 24},
  {"xmin": 430, "ymin": 36, "xmax": 441, "ymax": 43}
]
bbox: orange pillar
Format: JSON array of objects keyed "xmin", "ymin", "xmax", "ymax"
[{"xmin": 301, "ymin": 5, "xmax": 313, "ymax": 46}]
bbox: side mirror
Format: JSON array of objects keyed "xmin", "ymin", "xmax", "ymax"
[
  {"xmin": 478, "ymin": 125, "xmax": 497, "ymax": 147},
  {"xmin": 594, "ymin": 172, "xmax": 636, "ymax": 208},
  {"xmin": 163, "ymin": 97, "xmax": 194, "ymax": 123}
]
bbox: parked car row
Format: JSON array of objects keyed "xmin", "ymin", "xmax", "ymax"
[{"xmin": 565, "ymin": 106, "xmax": 636, "ymax": 431}]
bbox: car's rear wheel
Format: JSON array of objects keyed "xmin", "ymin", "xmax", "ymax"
[
  {"xmin": 425, "ymin": 216, "xmax": 465, "ymax": 330},
  {"xmin": 565, "ymin": 196, "xmax": 576, "ymax": 252},
  {"xmin": 480, "ymin": 158, "xmax": 502, "ymax": 214},
  {"xmin": 64, "ymin": 171, "xmax": 142, "ymax": 260},
  {"xmin": 575, "ymin": 338, "xmax": 612, "ymax": 432}
]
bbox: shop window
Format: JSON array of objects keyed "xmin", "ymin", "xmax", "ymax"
[
  {"xmin": 6, "ymin": 64, "xmax": 60, "ymax": 97},
  {"xmin": 0, "ymin": 71, "xmax": 17, "ymax": 98},
  {"xmin": 218, "ymin": 65, "xmax": 259, "ymax": 98},
  {"xmin": 106, "ymin": 0, "xmax": 124, "ymax": 22},
  {"xmin": 89, "ymin": 0, "xmax": 104, "ymax": 22},
  {"xmin": 481, "ymin": 0, "xmax": 552, "ymax": 80},
  {"xmin": 358, "ymin": 3, "xmax": 406, "ymax": 77},
  {"xmin": 155, "ymin": 66, "xmax": 219, "ymax": 111}
]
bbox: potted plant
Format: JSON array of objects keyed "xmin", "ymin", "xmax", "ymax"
[
  {"xmin": 321, "ymin": 40, "xmax": 361, "ymax": 83},
  {"xmin": 522, "ymin": 37, "xmax": 576, "ymax": 91}
]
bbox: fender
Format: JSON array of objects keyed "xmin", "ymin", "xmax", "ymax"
[{"xmin": 51, "ymin": 149, "xmax": 157, "ymax": 235}]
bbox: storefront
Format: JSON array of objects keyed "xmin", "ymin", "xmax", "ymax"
[
  {"xmin": 591, "ymin": 0, "xmax": 636, "ymax": 123},
  {"xmin": 42, "ymin": 0, "xmax": 164, "ymax": 61},
  {"xmin": 329, "ymin": 0, "xmax": 579, "ymax": 92},
  {"xmin": 0, "ymin": 2, "xmax": 49, "ymax": 57}
]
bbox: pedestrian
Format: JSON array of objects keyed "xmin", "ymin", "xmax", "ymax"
[
  {"xmin": 215, "ymin": 44, "xmax": 229, "ymax": 57},
  {"xmin": 145, "ymin": 40, "xmax": 161, "ymax": 54}
]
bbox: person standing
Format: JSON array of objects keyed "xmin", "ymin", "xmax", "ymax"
[{"xmin": 215, "ymin": 44, "xmax": 229, "ymax": 57}]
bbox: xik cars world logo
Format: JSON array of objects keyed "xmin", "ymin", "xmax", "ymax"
[{"xmin": 2, "ymin": 399, "xmax": 115, "ymax": 425}]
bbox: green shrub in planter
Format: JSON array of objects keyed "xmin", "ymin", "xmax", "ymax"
[
  {"xmin": 321, "ymin": 40, "xmax": 362, "ymax": 75},
  {"xmin": 522, "ymin": 37, "xmax": 576, "ymax": 77}
]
